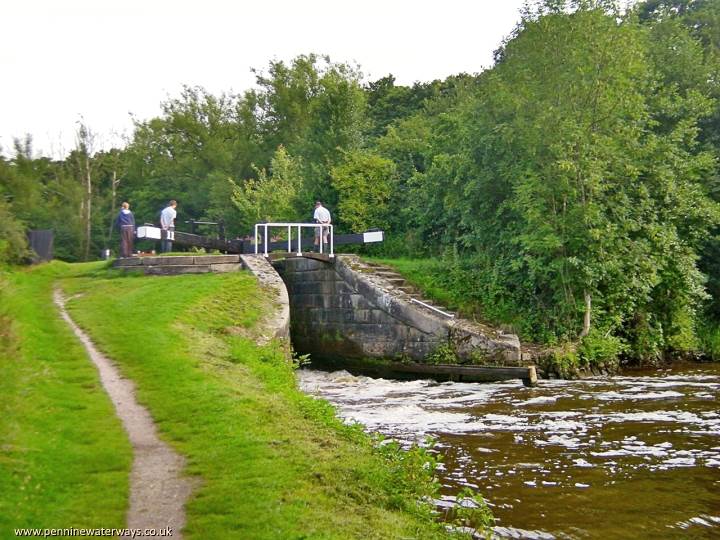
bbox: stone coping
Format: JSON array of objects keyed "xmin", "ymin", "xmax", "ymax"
[
  {"xmin": 240, "ymin": 255, "xmax": 290, "ymax": 344},
  {"xmin": 114, "ymin": 255, "xmax": 240, "ymax": 267}
]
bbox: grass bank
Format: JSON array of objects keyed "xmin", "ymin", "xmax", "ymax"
[
  {"xmin": 56, "ymin": 264, "xmax": 455, "ymax": 539},
  {"xmin": 364, "ymin": 258, "xmax": 479, "ymax": 321},
  {"xmin": 366, "ymin": 256, "xmax": 719, "ymax": 375},
  {"xmin": 0, "ymin": 262, "xmax": 131, "ymax": 533}
]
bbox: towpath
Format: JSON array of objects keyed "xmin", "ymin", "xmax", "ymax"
[{"xmin": 53, "ymin": 290, "xmax": 194, "ymax": 536}]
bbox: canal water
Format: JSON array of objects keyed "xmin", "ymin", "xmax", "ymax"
[{"xmin": 297, "ymin": 363, "xmax": 720, "ymax": 539}]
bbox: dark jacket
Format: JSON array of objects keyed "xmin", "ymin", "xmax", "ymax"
[{"xmin": 115, "ymin": 209, "xmax": 135, "ymax": 228}]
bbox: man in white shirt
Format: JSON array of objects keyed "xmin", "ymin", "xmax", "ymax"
[
  {"xmin": 313, "ymin": 201, "xmax": 331, "ymax": 252},
  {"xmin": 160, "ymin": 199, "xmax": 177, "ymax": 253}
]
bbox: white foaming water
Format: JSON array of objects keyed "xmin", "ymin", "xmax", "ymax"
[
  {"xmin": 298, "ymin": 366, "xmax": 720, "ymax": 482},
  {"xmin": 298, "ymin": 367, "xmax": 720, "ymax": 477},
  {"xmin": 595, "ymin": 390, "xmax": 685, "ymax": 401},
  {"xmin": 342, "ymin": 404, "xmax": 474, "ymax": 434},
  {"xmin": 515, "ymin": 396, "xmax": 560, "ymax": 406},
  {"xmin": 297, "ymin": 365, "xmax": 720, "ymax": 537},
  {"xmin": 298, "ymin": 369, "xmax": 720, "ymax": 456},
  {"xmin": 298, "ymin": 369, "xmax": 512, "ymax": 435}
]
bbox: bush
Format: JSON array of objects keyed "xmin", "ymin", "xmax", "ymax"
[
  {"xmin": 578, "ymin": 328, "xmax": 626, "ymax": 370},
  {"xmin": 445, "ymin": 486, "xmax": 495, "ymax": 537},
  {"xmin": 372, "ymin": 436, "xmax": 441, "ymax": 515},
  {"xmin": 427, "ymin": 343, "xmax": 458, "ymax": 365},
  {"xmin": 536, "ymin": 343, "xmax": 581, "ymax": 378},
  {"xmin": 698, "ymin": 323, "xmax": 720, "ymax": 360},
  {"xmin": 0, "ymin": 200, "xmax": 29, "ymax": 265}
]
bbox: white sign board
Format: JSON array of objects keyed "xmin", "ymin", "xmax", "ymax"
[
  {"xmin": 136, "ymin": 226, "xmax": 162, "ymax": 240},
  {"xmin": 363, "ymin": 231, "xmax": 384, "ymax": 243}
]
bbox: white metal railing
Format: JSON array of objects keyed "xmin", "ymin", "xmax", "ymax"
[
  {"xmin": 254, "ymin": 222, "xmax": 334, "ymax": 257},
  {"xmin": 410, "ymin": 298, "xmax": 455, "ymax": 318}
]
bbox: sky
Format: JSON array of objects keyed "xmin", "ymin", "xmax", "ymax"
[{"xmin": 1, "ymin": 0, "xmax": 528, "ymax": 159}]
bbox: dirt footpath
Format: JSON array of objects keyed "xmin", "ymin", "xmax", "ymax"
[{"xmin": 54, "ymin": 290, "xmax": 195, "ymax": 536}]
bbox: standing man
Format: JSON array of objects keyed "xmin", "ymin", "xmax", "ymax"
[
  {"xmin": 160, "ymin": 199, "xmax": 177, "ymax": 253},
  {"xmin": 115, "ymin": 202, "xmax": 136, "ymax": 258},
  {"xmin": 313, "ymin": 200, "xmax": 331, "ymax": 252}
]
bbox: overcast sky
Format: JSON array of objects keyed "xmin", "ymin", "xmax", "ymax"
[{"xmin": 1, "ymin": 0, "xmax": 528, "ymax": 159}]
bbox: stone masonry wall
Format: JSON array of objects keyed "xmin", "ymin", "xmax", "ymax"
[{"xmin": 274, "ymin": 255, "xmax": 521, "ymax": 364}]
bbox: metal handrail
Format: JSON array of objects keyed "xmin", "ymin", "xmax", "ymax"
[
  {"xmin": 254, "ymin": 222, "xmax": 334, "ymax": 257},
  {"xmin": 410, "ymin": 298, "xmax": 455, "ymax": 318}
]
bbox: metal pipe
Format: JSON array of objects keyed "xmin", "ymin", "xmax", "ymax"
[
  {"xmin": 329, "ymin": 225, "xmax": 334, "ymax": 257},
  {"xmin": 297, "ymin": 226, "xmax": 302, "ymax": 255},
  {"xmin": 410, "ymin": 298, "xmax": 454, "ymax": 319},
  {"xmin": 254, "ymin": 224, "xmax": 258, "ymax": 255},
  {"xmin": 287, "ymin": 225, "xmax": 291, "ymax": 253},
  {"xmin": 264, "ymin": 224, "xmax": 268, "ymax": 256}
]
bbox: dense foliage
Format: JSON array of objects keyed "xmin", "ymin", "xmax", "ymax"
[{"xmin": 2, "ymin": 0, "xmax": 719, "ymax": 362}]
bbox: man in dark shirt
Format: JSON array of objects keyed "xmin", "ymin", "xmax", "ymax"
[{"xmin": 115, "ymin": 202, "xmax": 135, "ymax": 258}]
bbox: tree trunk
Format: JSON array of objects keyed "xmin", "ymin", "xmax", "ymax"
[
  {"xmin": 580, "ymin": 290, "xmax": 591, "ymax": 338},
  {"xmin": 108, "ymin": 169, "xmax": 118, "ymax": 242},
  {"xmin": 83, "ymin": 156, "xmax": 92, "ymax": 261}
]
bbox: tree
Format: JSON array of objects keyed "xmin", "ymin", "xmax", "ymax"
[
  {"xmin": 230, "ymin": 146, "xmax": 304, "ymax": 231},
  {"xmin": 0, "ymin": 198, "xmax": 28, "ymax": 265},
  {"xmin": 122, "ymin": 86, "xmax": 255, "ymax": 235},
  {"xmin": 403, "ymin": 0, "xmax": 720, "ymax": 355},
  {"xmin": 636, "ymin": 0, "xmax": 720, "ymax": 329},
  {"xmin": 71, "ymin": 121, "xmax": 96, "ymax": 261},
  {"xmin": 0, "ymin": 136, "xmax": 85, "ymax": 261},
  {"xmin": 241, "ymin": 55, "xmax": 367, "ymax": 209},
  {"xmin": 330, "ymin": 150, "xmax": 396, "ymax": 232}
]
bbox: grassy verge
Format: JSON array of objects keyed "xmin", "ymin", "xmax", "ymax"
[
  {"xmin": 365, "ymin": 258, "xmax": 475, "ymax": 319},
  {"xmin": 59, "ymin": 266, "xmax": 454, "ymax": 539},
  {"xmin": 0, "ymin": 262, "xmax": 131, "ymax": 533}
]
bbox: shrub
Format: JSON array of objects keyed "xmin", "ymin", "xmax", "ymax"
[
  {"xmin": 427, "ymin": 343, "xmax": 458, "ymax": 365},
  {"xmin": 578, "ymin": 328, "xmax": 626, "ymax": 370},
  {"xmin": 0, "ymin": 200, "xmax": 29, "ymax": 265},
  {"xmin": 698, "ymin": 323, "xmax": 720, "ymax": 360}
]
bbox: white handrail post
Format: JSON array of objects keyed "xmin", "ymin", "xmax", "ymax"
[
  {"xmin": 252, "ymin": 222, "xmax": 343, "ymax": 258},
  {"xmin": 264, "ymin": 224, "xmax": 268, "ymax": 256}
]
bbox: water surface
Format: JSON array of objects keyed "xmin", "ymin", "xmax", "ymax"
[{"xmin": 298, "ymin": 364, "xmax": 720, "ymax": 539}]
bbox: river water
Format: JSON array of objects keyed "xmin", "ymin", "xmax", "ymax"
[{"xmin": 297, "ymin": 363, "xmax": 720, "ymax": 539}]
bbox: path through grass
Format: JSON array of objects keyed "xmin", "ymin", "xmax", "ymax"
[
  {"xmin": 59, "ymin": 265, "xmax": 452, "ymax": 539},
  {"xmin": 0, "ymin": 262, "xmax": 131, "ymax": 533}
]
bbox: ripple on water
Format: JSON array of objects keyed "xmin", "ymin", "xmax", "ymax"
[
  {"xmin": 515, "ymin": 396, "xmax": 560, "ymax": 406},
  {"xmin": 296, "ymin": 365, "xmax": 720, "ymax": 538},
  {"xmin": 594, "ymin": 390, "xmax": 685, "ymax": 401}
]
